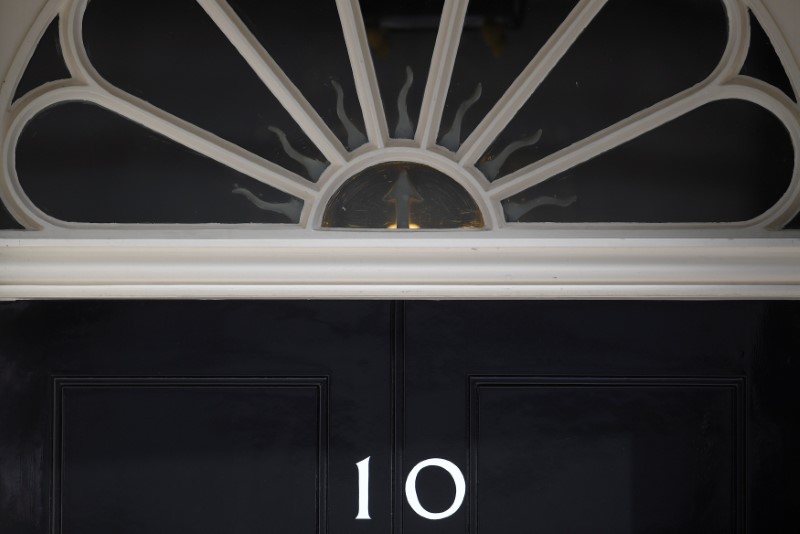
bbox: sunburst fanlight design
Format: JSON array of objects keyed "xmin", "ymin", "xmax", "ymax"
[{"xmin": 1, "ymin": 0, "xmax": 799, "ymax": 233}]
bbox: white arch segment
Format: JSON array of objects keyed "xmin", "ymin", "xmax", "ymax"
[
  {"xmin": 59, "ymin": 0, "xmax": 320, "ymax": 198},
  {"xmin": 719, "ymin": 77, "xmax": 800, "ymax": 229}
]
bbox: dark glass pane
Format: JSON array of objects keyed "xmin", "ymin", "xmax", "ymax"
[
  {"xmin": 0, "ymin": 201, "xmax": 25, "ymax": 230},
  {"xmin": 362, "ymin": 0, "xmax": 444, "ymax": 140},
  {"xmin": 229, "ymin": 0, "xmax": 367, "ymax": 150},
  {"xmin": 741, "ymin": 11, "xmax": 796, "ymax": 102},
  {"xmin": 438, "ymin": 0, "xmax": 578, "ymax": 151},
  {"xmin": 323, "ymin": 162, "xmax": 483, "ymax": 229},
  {"xmin": 503, "ymin": 100, "xmax": 794, "ymax": 223},
  {"xmin": 16, "ymin": 102, "xmax": 302, "ymax": 224},
  {"xmin": 481, "ymin": 0, "xmax": 728, "ymax": 180},
  {"xmin": 83, "ymin": 0, "xmax": 327, "ymax": 182},
  {"xmin": 787, "ymin": 212, "xmax": 800, "ymax": 230},
  {"xmin": 12, "ymin": 17, "xmax": 71, "ymax": 102}
]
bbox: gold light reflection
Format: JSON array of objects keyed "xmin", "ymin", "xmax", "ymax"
[{"xmin": 387, "ymin": 223, "xmax": 421, "ymax": 229}]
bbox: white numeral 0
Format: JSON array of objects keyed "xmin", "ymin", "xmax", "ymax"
[{"xmin": 405, "ymin": 458, "xmax": 466, "ymax": 520}]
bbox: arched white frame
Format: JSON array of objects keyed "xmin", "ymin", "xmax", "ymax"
[{"xmin": 0, "ymin": 0, "xmax": 799, "ymax": 299}]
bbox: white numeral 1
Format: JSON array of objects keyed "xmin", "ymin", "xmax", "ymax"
[{"xmin": 356, "ymin": 456, "xmax": 371, "ymax": 520}]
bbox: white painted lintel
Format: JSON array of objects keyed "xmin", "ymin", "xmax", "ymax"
[{"xmin": 2, "ymin": 238, "xmax": 799, "ymax": 300}]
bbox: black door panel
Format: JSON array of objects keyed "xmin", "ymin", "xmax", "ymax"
[
  {"xmin": 403, "ymin": 301, "xmax": 798, "ymax": 533},
  {"xmin": 0, "ymin": 301, "xmax": 392, "ymax": 534},
  {"xmin": 1, "ymin": 301, "xmax": 797, "ymax": 532}
]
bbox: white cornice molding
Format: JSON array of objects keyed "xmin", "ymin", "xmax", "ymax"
[{"xmin": 2, "ymin": 238, "xmax": 799, "ymax": 299}]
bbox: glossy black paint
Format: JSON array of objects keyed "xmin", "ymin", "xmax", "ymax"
[
  {"xmin": 56, "ymin": 378, "xmax": 325, "ymax": 533},
  {"xmin": 1, "ymin": 301, "xmax": 798, "ymax": 533},
  {"xmin": 403, "ymin": 301, "xmax": 800, "ymax": 533},
  {"xmin": 0, "ymin": 301, "xmax": 393, "ymax": 534}
]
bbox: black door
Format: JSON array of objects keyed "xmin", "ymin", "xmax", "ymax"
[{"xmin": 1, "ymin": 301, "xmax": 798, "ymax": 532}]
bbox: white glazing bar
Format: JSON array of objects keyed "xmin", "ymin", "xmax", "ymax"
[
  {"xmin": 335, "ymin": 0, "xmax": 389, "ymax": 148},
  {"xmin": 711, "ymin": 0, "xmax": 751, "ymax": 82},
  {"xmin": 55, "ymin": 0, "xmax": 317, "ymax": 208},
  {"xmin": 488, "ymin": 0, "xmax": 751, "ymax": 202},
  {"xmin": 95, "ymin": 91, "xmax": 318, "ymax": 202},
  {"xmin": 0, "ymin": 0, "xmax": 70, "ymax": 230},
  {"xmin": 5, "ymin": 86, "xmax": 317, "ymax": 209},
  {"xmin": 456, "ymin": 0, "xmax": 608, "ymax": 165},
  {"xmin": 718, "ymin": 78, "xmax": 800, "ymax": 230},
  {"xmin": 487, "ymin": 78, "xmax": 800, "ymax": 221},
  {"xmin": 415, "ymin": 0, "xmax": 470, "ymax": 148},
  {"xmin": 487, "ymin": 84, "xmax": 718, "ymax": 201},
  {"xmin": 196, "ymin": 0, "xmax": 347, "ymax": 165},
  {"xmin": 60, "ymin": 0, "xmax": 93, "ymax": 83},
  {"xmin": 0, "ymin": 87, "xmax": 73, "ymax": 230}
]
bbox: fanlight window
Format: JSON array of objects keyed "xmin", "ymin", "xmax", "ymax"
[{"xmin": 1, "ymin": 0, "xmax": 798, "ymax": 233}]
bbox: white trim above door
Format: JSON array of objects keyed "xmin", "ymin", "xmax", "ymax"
[{"xmin": 1, "ymin": 0, "xmax": 799, "ymax": 299}]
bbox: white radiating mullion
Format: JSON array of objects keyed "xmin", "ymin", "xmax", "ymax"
[
  {"xmin": 3, "ymin": 85, "xmax": 318, "ymax": 232},
  {"xmin": 335, "ymin": 0, "xmax": 390, "ymax": 148},
  {"xmin": 92, "ymin": 90, "xmax": 318, "ymax": 201},
  {"xmin": 486, "ymin": 83, "xmax": 795, "ymax": 210},
  {"xmin": 487, "ymin": 85, "xmax": 717, "ymax": 201},
  {"xmin": 36, "ymin": 0, "xmax": 318, "ymax": 217},
  {"xmin": 487, "ymin": 0, "xmax": 752, "ymax": 203},
  {"xmin": 197, "ymin": 0, "xmax": 347, "ymax": 165},
  {"xmin": 415, "ymin": 0, "xmax": 470, "ymax": 149},
  {"xmin": 456, "ymin": 0, "xmax": 608, "ymax": 165},
  {"xmin": 97, "ymin": 92, "xmax": 318, "ymax": 202}
]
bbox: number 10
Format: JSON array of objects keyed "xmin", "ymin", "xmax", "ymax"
[{"xmin": 356, "ymin": 456, "xmax": 466, "ymax": 521}]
